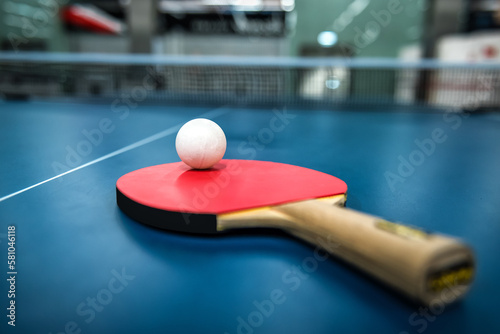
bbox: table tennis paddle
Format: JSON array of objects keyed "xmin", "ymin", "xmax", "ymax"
[{"xmin": 116, "ymin": 159, "xmax": 474, "ymax": 305}]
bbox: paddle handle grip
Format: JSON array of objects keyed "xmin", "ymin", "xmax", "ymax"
[{"xmin": 275, "ymin": 200, "xmax": 475, "ymax": 305}]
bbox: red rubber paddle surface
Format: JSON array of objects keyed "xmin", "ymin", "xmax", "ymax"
[{"xmin": 116, "ymin": 160, "xmax": 347, "ymax": 215}]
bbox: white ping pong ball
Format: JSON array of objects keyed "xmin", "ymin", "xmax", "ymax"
[{"xmin": 175, "ymin": 118, "xmax": 227, "ymax": 169}]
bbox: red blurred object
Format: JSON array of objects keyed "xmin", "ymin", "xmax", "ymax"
[
  {"xmin": 62, "ymin": 4, "xmax": 125, "ymax": 35},
  {"xmin": 483, "ymin": 45, "xmax": 499, "ymax": 58}
]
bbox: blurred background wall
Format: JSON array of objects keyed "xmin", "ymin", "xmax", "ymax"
[{"xmin": 3, "ymin": 0, "xmax": 496, "ymax": 60}]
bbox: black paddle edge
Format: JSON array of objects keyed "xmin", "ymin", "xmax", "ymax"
[{"xmin": 116, "ymin": 188, "xmax": 218, "ymax": 234}]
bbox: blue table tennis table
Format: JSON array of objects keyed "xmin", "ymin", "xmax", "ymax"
[{"xmin": 1, "ymin": 55, "xmax": 500, "ymax": 334}]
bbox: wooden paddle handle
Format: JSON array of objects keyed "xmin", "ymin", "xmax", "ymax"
[{"xmin": 275, "ymin": 200, "xmax": 475, "ymax": 305}]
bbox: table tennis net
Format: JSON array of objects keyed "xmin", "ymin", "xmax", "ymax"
[{"xmin": 1, "ymin": 54, "xmax": 499, "ymax": 111}]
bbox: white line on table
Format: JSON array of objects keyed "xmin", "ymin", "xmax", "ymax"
[{"xmin": 0, "ymin": 107, "xmax": 229, "ymax": 203}]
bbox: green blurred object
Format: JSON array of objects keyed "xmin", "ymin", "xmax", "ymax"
[
  {"xmin": 290, "ymin": 0, "xmax": 426, "ymax": 58},
  {"xmin": 0, "ymin": 0, "xmax": 69, "ymax": 51},
  {"xmin": 288, "ymin": 0, "xmax": 428, "ymax": 99}
]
